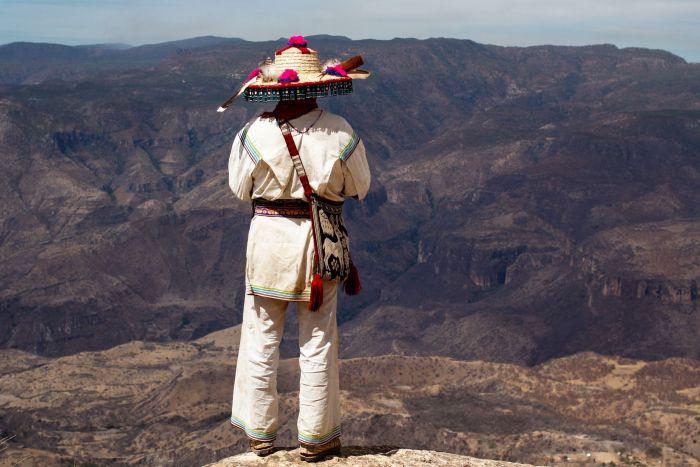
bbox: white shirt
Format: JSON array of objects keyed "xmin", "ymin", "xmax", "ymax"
[{"xmin": 228, "ymin": 108, "xmax": 371, "ymax": 300}]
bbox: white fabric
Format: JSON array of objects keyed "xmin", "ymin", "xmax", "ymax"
[
  {"xmin": 230, "ymin": 282, "xmax": 341, "ymax": 444},
  {"xmin": 228, "ymin": 108, "xmax": 371, "ymax": 300},
  {"xmin": 228, "ymin": 107, "xmax": 370, "ymax": 446},
  {"xmin": 228, "ymin": 108, "xmax": 370, "ymax": 202}
]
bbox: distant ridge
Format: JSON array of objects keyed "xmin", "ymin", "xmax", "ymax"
[
  {"xmin": 0, "ymin": 35, "xmax": 687, "ymax": 86},
  {"xmin": 0, "ymin": 35, "xmax": 248, "ymax": 84},
  {"xmin": 305, "ymin": 34, "xmax": 353, "ymax": 41},
  {"xmin": 0, "ymin": 36, "xmax": 686, "ymax": 63},
  {"xmin": 75, "ymin": 43, "xmax": 132, "ymax": 50},
  {"xmin": 0, "ymin": 41, "xmax": 89, "ymax": 59},
  {"xmin": 132, "ymin": 35, "xmax": 247, "ymax": 49}
]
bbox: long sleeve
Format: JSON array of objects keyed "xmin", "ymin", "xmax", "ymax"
[
  {"xmin": 341, "ymin": 138, "xmax": 371, "ymax": 200},
  {"xmin": 228, "ymin": 128, "xmax": 257, "ymax": 201}
]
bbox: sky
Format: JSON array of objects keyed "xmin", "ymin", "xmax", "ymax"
[{"xmin": 1, "ymin": 0, "xmax": 698, "ymax": 62}]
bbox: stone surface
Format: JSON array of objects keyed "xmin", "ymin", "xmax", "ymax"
[{"xmin": 205, "ymin": 447, "xmax": 536, "ymax": 467}]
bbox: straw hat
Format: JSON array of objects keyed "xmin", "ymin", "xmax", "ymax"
[{"xmin": 217, "ymin": 35, "xmax": 370, "ymax": 111}]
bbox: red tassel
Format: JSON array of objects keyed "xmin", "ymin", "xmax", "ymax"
[
  {"xmin": 344, "ymin": 263, "xmax": 362, "ymax": 296},
  {"xmin": 308, "ymin": 273, "xmax": 324, "ymax": 311}
]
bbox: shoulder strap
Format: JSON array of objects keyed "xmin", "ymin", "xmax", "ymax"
[
  {"xmin": 276, "ymin": 118, "xmax": 314, "ymax": 200},
  {"xmin": 275, "ymin": 116, "xmax": 325, "ymax": 298}
]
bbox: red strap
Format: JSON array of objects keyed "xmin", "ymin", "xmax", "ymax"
[
  {"xmin": 278, "ymin": 122, "xmax": 314, "ymax": 200},
  {"xmin": 276, "ymin": 46, "xmax": 311, "ymax": 55},
  {"xmin": 276, "ymin": 119, "xmax": 321, "ymax": 273}
]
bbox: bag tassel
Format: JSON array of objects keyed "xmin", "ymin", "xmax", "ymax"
[
  {"xmin": 309, "ymin": 273, "xmax": 324, "ymax": 311},
  {"xmin": 344, "ymin": 262, "xmax": 362, "ymax": 296}
]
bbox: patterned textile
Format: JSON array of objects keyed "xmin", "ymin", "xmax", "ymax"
[
  {"xmin": 230, "ymin": 415, "xmax": 277, "ymax": 441},
  {"xmin": 239, "ymin": 126, "xmax": 263, "ymax": 163},
  {"xmin": 310, "ymin": 195, "xmax": 351, "ymax": 281},
  {"xmin": 244, "ymin": 80, "xmax": 353, "ymax": 102},
  {"xmin": 339, "ymin": 130, "xmax": 360, "ymax": 161},
  {"xmin": 253, "ymin": 199, "xmax": 309, "ymax": 218},
  {"xmin": 247, "ymin": 283, "xmax": 311, "ymax": 301},
  {"xmin": 298, "ymin": 425, "xmax": 342, "ymax": 445}
]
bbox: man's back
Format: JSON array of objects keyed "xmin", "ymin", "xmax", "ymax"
[
  {"xmin": 228, "ymin": 106, "xmax": 370, "ymax": 300},
  {"xmin": 228, "ymin": 108, "xmax": 370, "ymax": 203}
]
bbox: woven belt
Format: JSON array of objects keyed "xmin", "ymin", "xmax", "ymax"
[{"xmin": 252, "ymin": 199, "xmax": 310, "ymax": 218}]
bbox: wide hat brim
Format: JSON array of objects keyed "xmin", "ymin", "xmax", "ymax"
[{"xmin": 242, "ymin": 70, "xmax": 370, "ymax": 103}]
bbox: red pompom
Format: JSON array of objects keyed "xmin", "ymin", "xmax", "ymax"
[
  {"xmin": 278, "ymin": 68, "xmax": 299, "ymax": 83},
  {"xmin": 324, "ymin": 65, "xmax": 347, "ymax": 77},
  {"xmin": 344, "ymin": 262, "xmax": 361, "ymax": 296},
  {"xmin": 288, "ymin": 35, "xmax": 308, "ymax": 46},
  {"xmin": 309, "ymin": 273, "xmax": 324, "ymax": 311},
  {"xmin": 247, "ymin": 67, "xmax": 261, "ymax": 81}
]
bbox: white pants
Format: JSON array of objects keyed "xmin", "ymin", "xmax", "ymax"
[{"xmin": 230, "ymin": 281, "xmax": 341, "ymax": 445}]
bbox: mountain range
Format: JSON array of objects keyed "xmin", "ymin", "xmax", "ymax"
[
  {"xmin": 0, "ymin": 34, "xmax": 699, "ymax": 466},
  {"xmin": 0, "ymin": 35, "xmax": 697, "ymax": 365}
]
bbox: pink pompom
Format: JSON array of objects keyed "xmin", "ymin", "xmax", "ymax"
[
  {"xmin": 278, "ymin": 68, "xmax": 299, "ymax": 83},
  {"xmin": 324, "ymin": 65, "xmax": 347, "ymax": 77},
  {"xmin": 247, "ymin": 67, "xmax": 261, "ymax": 80},
  {"xmin": 288, "ymin": 35, "xmax": 308, "ymax": 46}
]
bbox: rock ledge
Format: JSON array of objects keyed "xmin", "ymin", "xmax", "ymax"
[{"xmin": 204, "ymin": 446, "xmax": 536, "ymax": 466}]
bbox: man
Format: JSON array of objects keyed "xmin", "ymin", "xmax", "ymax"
[{"xmin": 221, "ymin": 36, "xmax": 371, "ymax": 462}]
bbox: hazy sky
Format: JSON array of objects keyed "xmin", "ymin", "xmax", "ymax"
[{"xmin": 1, "ymin": 0, "xmax": 698, "ymax": 62}]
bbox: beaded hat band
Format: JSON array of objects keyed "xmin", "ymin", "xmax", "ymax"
[{"xmin": 217, "ymin": 35, "xmax": 370, "ymax": 111}]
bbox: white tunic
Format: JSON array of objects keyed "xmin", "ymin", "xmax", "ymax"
[{"xmin": 228, "ymin": 108, "xmax": 371, "ymax": 300}]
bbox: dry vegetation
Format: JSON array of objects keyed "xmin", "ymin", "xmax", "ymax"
[{"xmin": 0, "ymin": 327, "xmax": 697, "ymax": 466}]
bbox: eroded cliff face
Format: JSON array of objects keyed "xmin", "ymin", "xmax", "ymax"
[
  {"xmin": 0, "ymin": 37, "xmax": 698, "ymax": 363},
  {"xmin": 580, "ymin": 219, "xmax": 699, "ymax": 305}
]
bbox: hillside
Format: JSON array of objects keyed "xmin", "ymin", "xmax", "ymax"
[
  {"xmin": 0, "ymin": 36, "xmax": 698, "ymax": 364},
  {"xmin": 0, "ymin": 327, "xmax": 697, "ymax": 466}
]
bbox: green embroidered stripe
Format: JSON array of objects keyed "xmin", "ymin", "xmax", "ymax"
[
  {"xmin": 240, "ymin": 127, "xmax": 263, "ymax": 163},
  {"xmin": 230, "ymin": 415, "xmax": 276, "ymax": 441},
  {"xmin": 298, "ymin": 425, "xmax": 341, "ymax": 444},
  {"xmin": 250, "ymin": 283, "xmax": 311, "ymax": 301},
  {"xmin": 339, "ymin": 131, "xmax": 360, "ymax": 161}
]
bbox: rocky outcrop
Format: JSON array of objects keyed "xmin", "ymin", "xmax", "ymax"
[{"xmin": 205, "ymin": 447, "xmax": 536, "ymax": 466}]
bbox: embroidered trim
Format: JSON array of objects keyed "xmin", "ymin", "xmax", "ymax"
[
  {"xmin": 339, "ymin": 131, "xmax": 360, "ymax": 161},
  {"xmin": 244, "ymin": 80, "xmax": 353, "ymax": 103},
  {"xmin": 239, "ymin": 127, "xmax": 263, "ymax": 163},
  {"xmin": 230, "ymin": 415, "xmax": 277, "ymax": 441},
  {"xmin": 247, "ymin": 77, "xmax": 350, "ymax": 90},
  {"xmin": 298, "ymin": 425, "xmax": 341, "ymax": 445},
  {"xmin": 249, "ymin": 283, "xmax": 311, "ymax": 301},
  {"xmin": 254, "ymin": 204, "xmax": 309, "ymax": 218}
]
